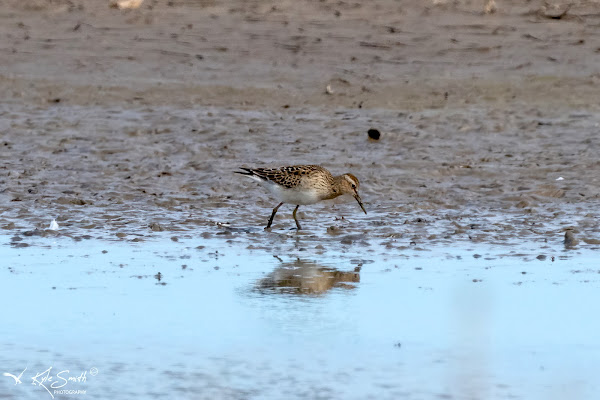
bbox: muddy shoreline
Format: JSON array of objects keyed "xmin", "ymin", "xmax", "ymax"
[{"xmin": 1, "ymin": 0, "xmax": 599, "ymax": 250}]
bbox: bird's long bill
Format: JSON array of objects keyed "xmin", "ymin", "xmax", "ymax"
[{"xmin": 354, "ymin": 193, "xmax": 367, "ymax": 214}]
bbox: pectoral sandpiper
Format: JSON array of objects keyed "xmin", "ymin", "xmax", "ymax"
[{"xmin": 236, "ymin": 165, "xmax": 367, "ymax": 230}]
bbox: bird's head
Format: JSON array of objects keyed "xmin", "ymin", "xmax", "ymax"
[{"xmin": 339, "ymin": 173, "xmax": 367, "ymax": 214}]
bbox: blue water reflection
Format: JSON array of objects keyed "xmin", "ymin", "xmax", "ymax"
[{"xmin": 0, "ymin": 235, "xmax": 598, "ymax": 399}]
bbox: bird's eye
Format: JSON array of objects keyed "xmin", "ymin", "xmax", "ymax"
[{"xmin": 351, "ymin": 184, "xmax": 356, "ymax": 189}]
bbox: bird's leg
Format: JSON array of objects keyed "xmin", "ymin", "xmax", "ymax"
[
  {"xmin": 293, "ymin": 205, "xmax": 302, "ymax": 230},
  {"xmin": 266, "ymin": 202, "xmax": 284, "ymax": 229}
]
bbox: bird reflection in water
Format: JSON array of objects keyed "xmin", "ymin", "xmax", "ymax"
[{"xmin": 256, "ymin": 258, "xmax": 360, "ymax": 295}]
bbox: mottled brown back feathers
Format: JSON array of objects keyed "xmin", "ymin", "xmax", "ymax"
[{"xmin": 238, "ymin": 165, "xmax": 333, "ymax": 189}]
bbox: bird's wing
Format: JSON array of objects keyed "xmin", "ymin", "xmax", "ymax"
[{"xmin": 245, "ymin": 165, "xmax": 325, "ymax": 189}]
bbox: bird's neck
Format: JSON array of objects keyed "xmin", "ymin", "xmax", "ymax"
[{"xmin": 320, "ymin": 176, "xmax": 345, "ymax": 200}]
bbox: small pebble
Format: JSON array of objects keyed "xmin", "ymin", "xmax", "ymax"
[
  {"xmin": 564, "ymin": 230, "xmax": 579, "ymax": 248},
  {"xmin": 368, "ymin": 128, "xmax": 381, "ymax": 140}
]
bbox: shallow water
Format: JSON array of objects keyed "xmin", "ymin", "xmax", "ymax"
[{"xmin": 1, "ymin": 234, "xmax": 598, "ymax": 400}]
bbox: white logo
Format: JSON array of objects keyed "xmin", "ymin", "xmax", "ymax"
[
  {"xmin": 3, "ymin": 367, "xmax": 26, "ymax": 384},
  {"xmin": 3, "ymin": 366, "xmax": 96, "ymax": 399}
]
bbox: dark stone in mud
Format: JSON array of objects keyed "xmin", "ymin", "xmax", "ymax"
[
  {"xmin": 368, "ymin": 128, "xmax": 381, "ymax": 140},
  {"xmin": 149, "ymin": 222, "xmax": 164, "ymax": 232},
  {"xmin": 171, "ymin": 236, "xmax": 179, "ymax": 242},
  {"xmin": 536, "ymin": 255, "xmax": 547, "ymax": 261},
  {"xmin": 2, "ymin": 222, "xmax": 16, "ymax": 230},
  {"xmin": 473, "ymin": 254, "xmax": 482, "ymax": 258},
  {"xmin": 11, "ymin": 242, "xmax": 29, "ymax": 248},
  {"xmin": 564, "ymin": 230, "xmax": 579, "ymax": 248}
]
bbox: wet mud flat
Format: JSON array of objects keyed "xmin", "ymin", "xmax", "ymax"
[
  {"xmin": 1, "ymin": 102, "xmax": 599, "ymax": 251},
  {"xmin": 1, "ymin": 0, "xmax": 600, "ymax": 399}
]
